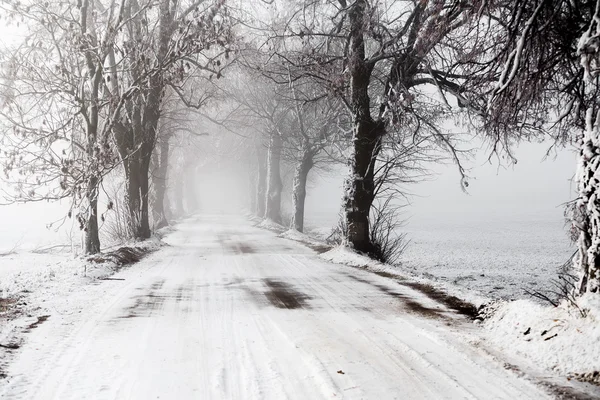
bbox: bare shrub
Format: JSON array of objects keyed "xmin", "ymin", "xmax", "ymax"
[
  {"xmin": 100, "ymin": 179, "xmax": 133, "ymax": 246},
  {"xmin": 525, "ymin": 251, "xmax": 587, "ymax": 317},
  {"xmin": 369, "ymin": 197, "xmax": 409, "ymax": 265},
  {"xmin": 326, "ymin": 212, "xmax": 347, "ymax": 246}
]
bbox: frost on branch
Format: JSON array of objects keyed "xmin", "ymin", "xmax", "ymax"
[{"xmin": 574, "ymin": 2, "xmax": 600, "ymax": 294}]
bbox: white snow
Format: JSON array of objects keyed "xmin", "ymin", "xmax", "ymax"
[
  {"xmin": 483, "ymin": 295, "xmax": 600, "ymax": 380},
  {"xmin": 320, "ymin": 245, "xmax": 488, "ymax": 308},
  {"xmin": 279, "ymin": 228, "xmax": 329, "ymax": 248},
  {"xmin": 1, "ymin": 215, "xmax": 576, "ymax": 399},
  {"xmin": 257, "ymin": 217, "xmax": 287, "ymax": 233},
  {"xmin": 0, "ymin": 234, "xmax": 163, "ymax": 384}
]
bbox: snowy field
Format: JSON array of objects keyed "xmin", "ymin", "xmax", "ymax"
[
  {"xmin": 305, "ymin": 211, "xmax": 573, "ymax": 303},
  {"xmin": 305, "ymin": 143, "xmax": 576, "ymax": 303},
  {"xmin": 398, "ymin": 214, "xmax": 573, "ymax": 301}
]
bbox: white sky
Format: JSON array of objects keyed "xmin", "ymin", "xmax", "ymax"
[{"xmin": 306, "ymin": 140, "xmax": 576, "ymax": 227}]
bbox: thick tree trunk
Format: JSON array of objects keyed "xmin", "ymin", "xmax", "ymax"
[
  {"xmin": 152, "ymin": 136, "xmax": 169, "ymax": 229},
  {"xmin": 264, "ymin": 132, "xmax": 283, "ymax": 223},
  {"xmin": 344, "ymin": 120, "xmax": 383, "ymax": 254},
  {"xmin": 139, "ymin": 154, "xmax": 151, "ymax": 237},
  {"xmin": 575, "ymin": 108, "xmax": 600, "ymax": 294},
  {"xmin": 84, "ymin": 175, "xmax": 101, "ymax": 254},
  {"xmin": 124, "ymin": 154, "xmax": 152, "ymax": 240},
  {"xmin": 343, "ymin": 0, "xmax": 384, "ymax": 254},
  {"xmin": 291, "ymin": 151, "xmax": 314, "ymax": 232},
  {"xmin": 256, "ymin": 146, "xmax": 267, "ymax": 218},
  {"xmin": 114, "ymin": 0, "xmax": 168, "ymax": 240},
  {"xmin": 574, "ymin": 16, "xmax": 600, "ymax": 295}
]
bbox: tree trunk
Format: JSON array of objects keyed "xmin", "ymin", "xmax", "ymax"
[
  {"xmin": 152, "ymin": 135, "xmax": 170, "ymax": 229},
  {"xmin": 84, "ymin": 175, "xmax": 101, "ymax": 254},
  {"xmin": 124, "ymin": 153, "xmax": 152, "ymax": 240},
  {"xmin": 264, "ymin": 132, "xmax": 283, "ymax": 223},
  {"xmin": 575, "ymin": 107, "xmax": 600, "ymax": 294},
  {"xmin": 139, "ymin": 154, "xmax": 151, "ymax": 238},
  {"xmin": 291, "ymin": 151, "xmax": 314, "ymax": 232},
  {"xmin": 114, "ymin": 0, "xmax": 168, "ymax": 240},
  {"xmin": 256, "ymin": 145, "xmax": 267, "ymax": 218},
  {"xmin": 343, "ymin": 0, "xmax": 384, "ymax": 254}
]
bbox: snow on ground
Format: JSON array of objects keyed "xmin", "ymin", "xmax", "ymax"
[
  {"xmin": 398, "ymin": 215, "xmax": 574, "ymax": 302},
  {"xmin": 483, "ymin": 295, "xmax": 600, "ymax": 383},
  {"xmin": 4, "ymin": 214, "xmax": 587, "ymax": 399},
  {"xmin": 0, "ymin": 232, "xmax": 163, "ymax": 382},
  {"xmin": 320, "ymin": 245, "xmax": 488, "ymax": 312},
  {"xmin": 308, "ymin": 218, "xmax": 600, "ymax": 389},
  {"xmin": 257, "ymin": 218, "xmax": 287, "ymax": 233},
  {"xmin": 306, "ymin": 212, "xmax": 574, "ymax": 303}
]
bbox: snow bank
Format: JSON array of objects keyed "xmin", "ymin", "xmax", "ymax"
[
  {"xmin": 305, "ymin": 226, "xmax": 333, "ymax": 241},
  {"xmin": 320, "ymin": 246, "xmax": 487, "ymax": 308},
  {"xmin": 0, "ymin": 237, "xmax": 163, "ymax": 355},
  {"xmin": 279, "ymin": 229, "xmax": 328, "ymax": 248},
  {"xmin": 320, "ymin": 245, "xmax": 375, "ymax": 267},
  {"xmin": 0, "ymin": 237, "xmax": 162, "ymax": 299},
  {"xmin": 256, "ymin": 218, "xmax": 287, "ymax": 233},
  {"xmin": 483, "ymin": 296, "xmax": 600, "ymax": 381},
  {"xmin": 321, "ymin": 245, "xmax": 600, "ymax": 384}
]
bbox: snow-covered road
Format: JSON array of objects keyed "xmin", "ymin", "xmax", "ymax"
[{"xmin": 1, "ymin": 215, "xmax": 552, "ymax": 399}]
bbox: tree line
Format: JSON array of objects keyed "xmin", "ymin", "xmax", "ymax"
[{"xmin": 1, "ymin": 0, "xmax": 599, "ymax": 297}]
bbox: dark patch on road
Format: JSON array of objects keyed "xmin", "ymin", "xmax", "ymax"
[
  {"xmin": 344, "ymin": 274, "xmax": 447, "ymax": 319},
  {"xmin": 237, "ymin": 243, "xmax": 254, "ymax": 254},
  {"xmin": 371, "ymin": 269, "xmax": 406, "ymax": 280},
  {"xmin": 117, "ymin": 279, "xmax": 169, "ymax": 319},
  {"xmin": 222, "ymin": 277, "xmax": 244, "ymax": 287},
  {"xmin": 306, "ymin": 243, "xmax": 333, "ymax": 254},
  {"xmin": 262, "ymin": 279, "xmax": 312, "ymax": 309},
  {"xmin": 344, "ymin": 270, "xmax": 479, "ymax": 320},
  {"xmin": 344, "ymin": 274, "xmax": 373, "ymax": 286},
  {"xmin": 174, "ymin": 283, "xmax": 195, "ymax": 303},
  {"xmin": 150, "ymin": 279, "xmax": 166, "ymax": 291},
  {"xmin": 400, "ymin": 281, "xmax": 480, "ymax": 320},
  {"xmin": 504, "ymin": 362, "xmax": 600, "ymax": 399},
  {"xmin": 372, "ymin": 283, "xmax": 447, "ymax": 319},
  {"xmin": 216, "ymin": 233, "xmax": 255, "ymax": 254},
  {"xmin": 25, "ymin": 315, "xmax": 50, "ymax": 331},
  {"xmin": 116, "ymin": 278, "xmax": 201, "ymax": 320}
]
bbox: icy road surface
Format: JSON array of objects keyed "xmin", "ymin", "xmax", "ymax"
[{"xmin": 1, "ymin": 215, "xmax": 550, "ymax": 399}]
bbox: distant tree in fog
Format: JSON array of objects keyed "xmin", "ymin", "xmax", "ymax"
[
  {"xmin": 218, "ymin": 71, "xmax": 291, "ymax": 223},
  {"xmin": 108, "ymin": 0, "xmax": 233, "ymax": 240},
  {"xmin": 283, "ymin": 79, "xmax": 347, "ymax": 232}
]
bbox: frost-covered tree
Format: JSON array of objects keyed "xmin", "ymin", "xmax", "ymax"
[
  {"xmin": 108, "ymin": 0, "xmax": 233, "ymax": 240},
  {"xmin": 485, "ymin": 0, "xmax": 600, "ymax": 295},
  {"xmin": 0, "ymin": 0, "xmax": 131, "ymax": 254},
  {"xmin": 265, "ymin": 0, "xmax": 488, "ymax": 255},
  {"xmin": 217, "ymin": 71, "xmax": 291, "ymax": 223}
]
